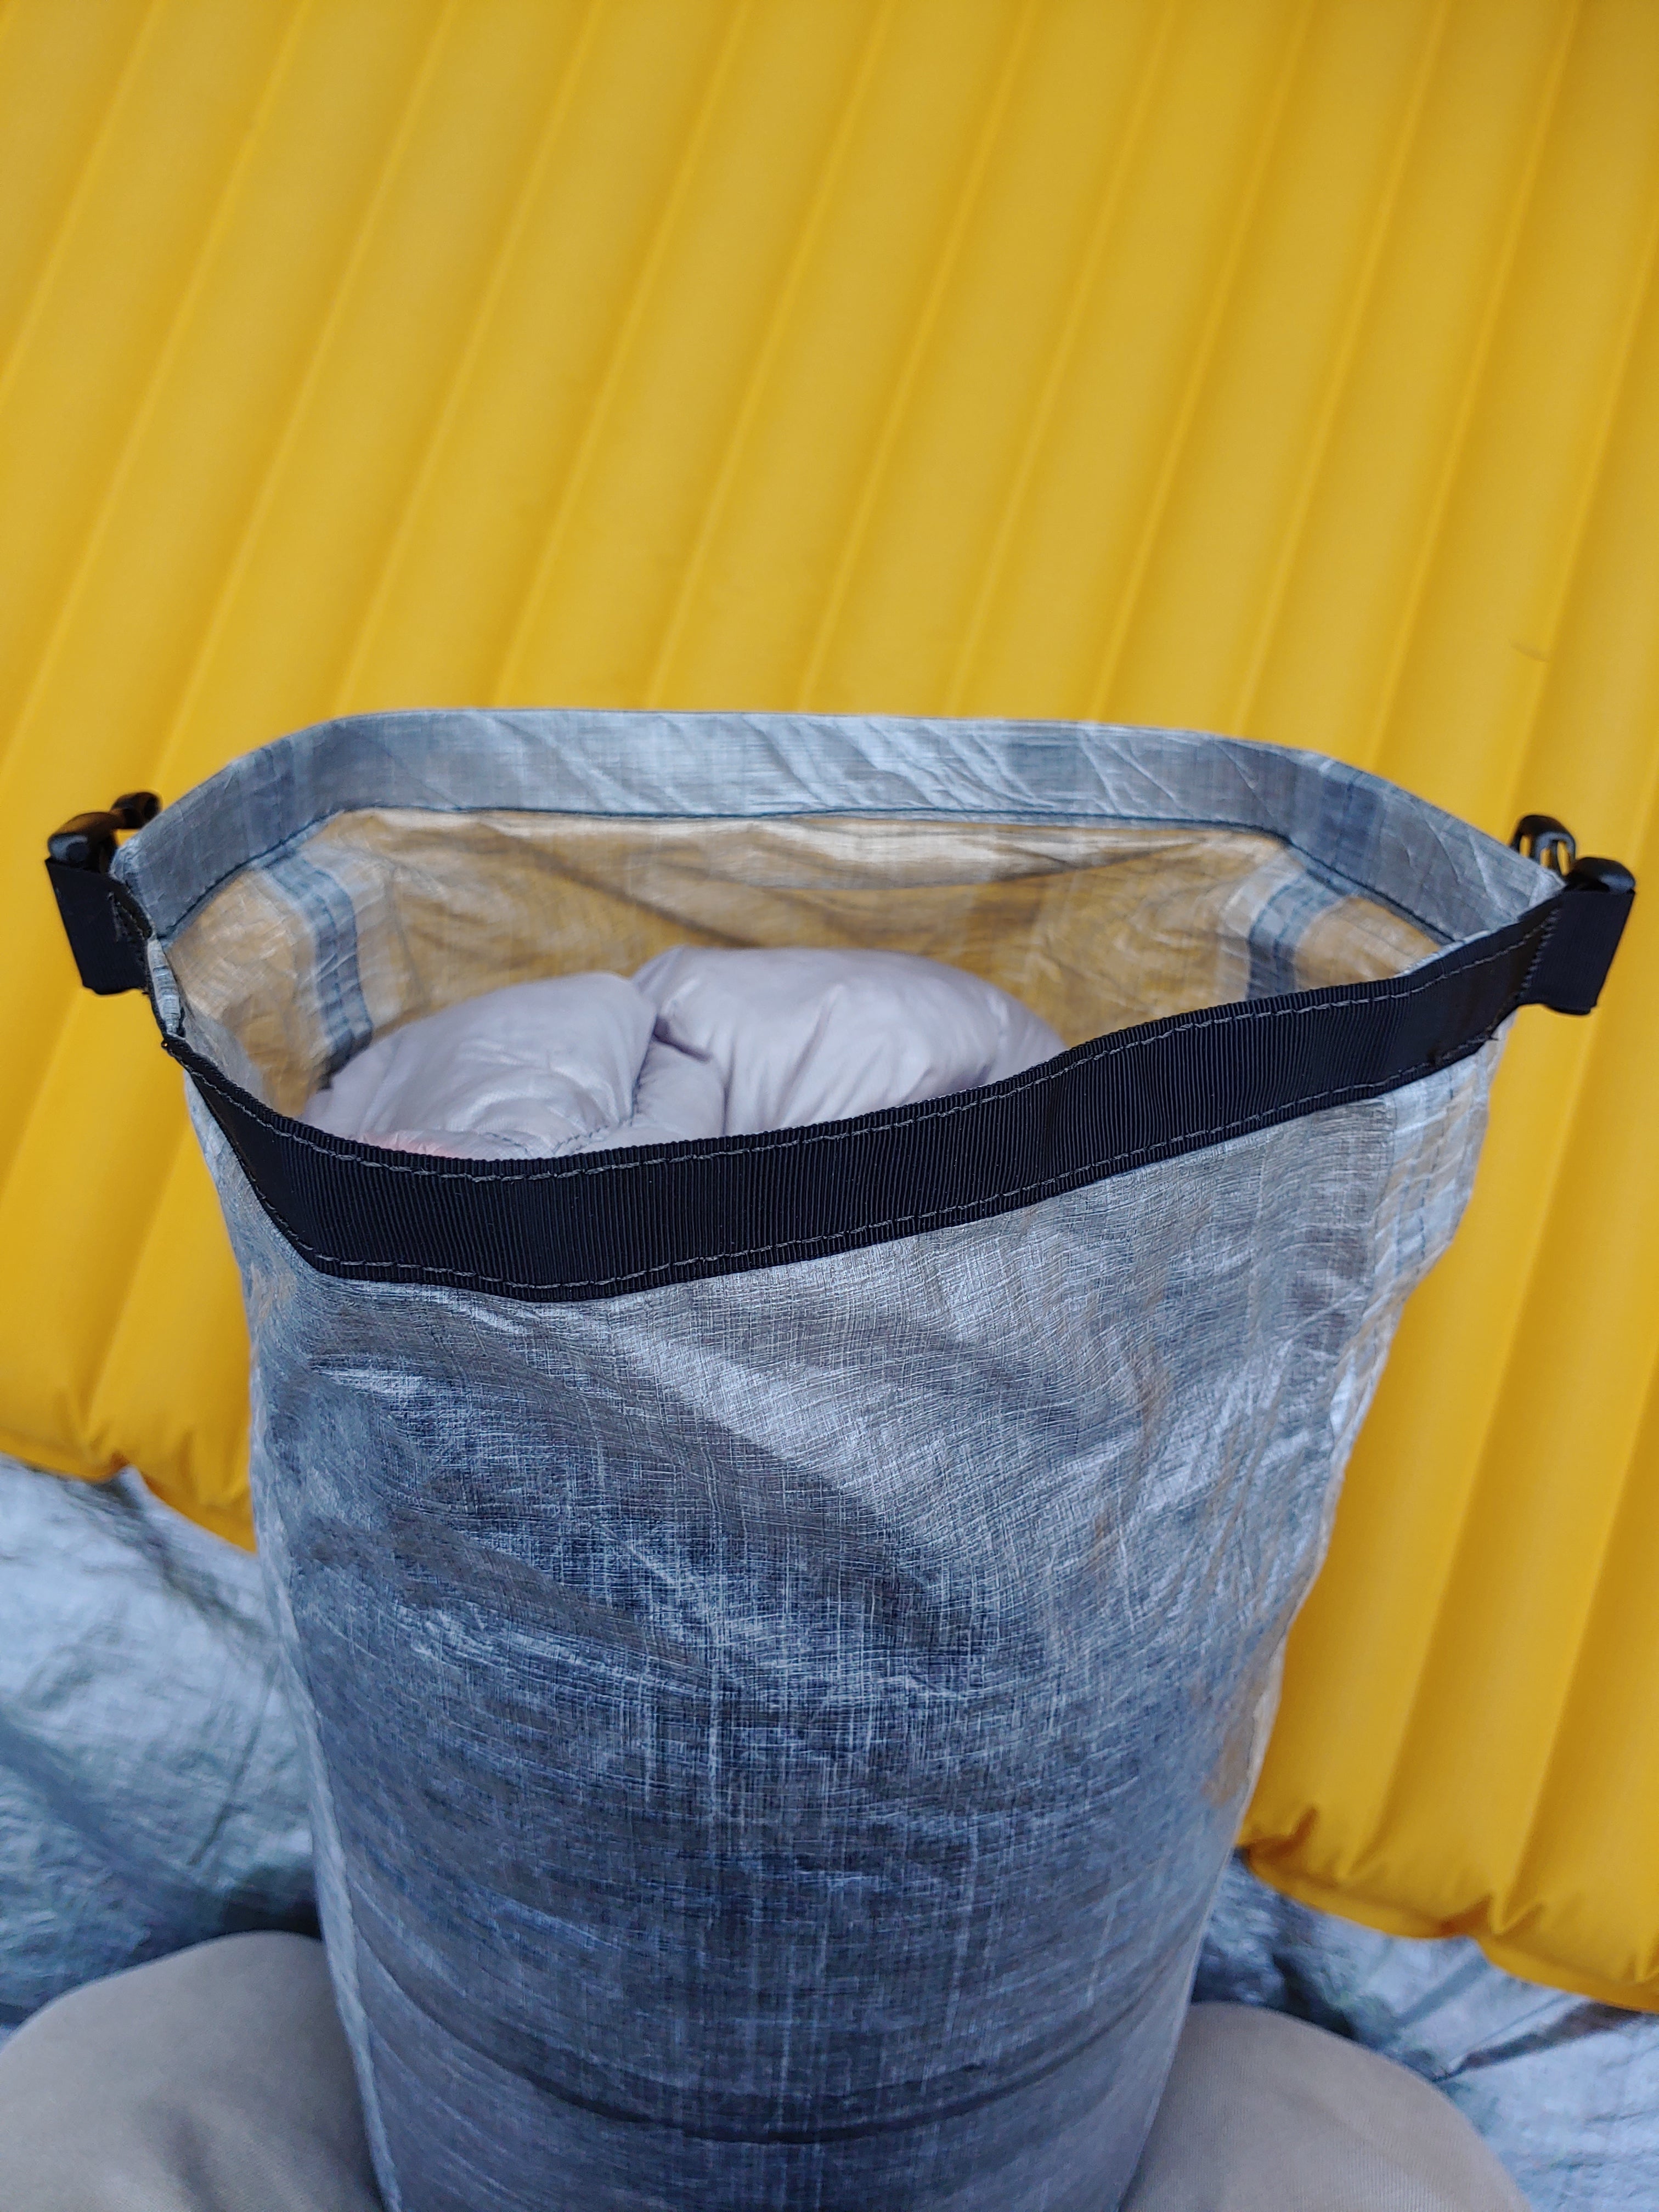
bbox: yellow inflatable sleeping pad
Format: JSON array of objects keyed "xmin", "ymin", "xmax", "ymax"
[{"xmin": 0, "ymin": 0, "xmax": 1655, "ymax": 2008}]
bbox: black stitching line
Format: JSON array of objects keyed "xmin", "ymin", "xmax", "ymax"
[
  {"xmin": 243, "ymin": 1041, "xmax": 1499, "ymax": 1293},
  {"xmin": 180, "ymin": 921, "xmax": 1537, "ymax": 1187},
  {"xmin": 183, "ymin": 932, "xmax": 1532, "ymax": 1297},
  {"xmin": 199, "ymin": 1026, "xmax": 1500, "ymax": 1296}
]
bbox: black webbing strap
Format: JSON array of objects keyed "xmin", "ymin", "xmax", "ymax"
[
  {"xmin": 152, "ymin": 861, "xmax": 1632, "ymax": 1304},
  {"xmin": 44, "ymin": 792, "xmax": 160, "ymax": 995},
  {"xmin": 1518, "ymin": 857, "xmax": 1635, "ymax": 1015}
]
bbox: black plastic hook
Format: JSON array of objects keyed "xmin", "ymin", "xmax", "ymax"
[{"xmin": 1510, "ymin": 813, "xmax": 1577, "ymax": 876}]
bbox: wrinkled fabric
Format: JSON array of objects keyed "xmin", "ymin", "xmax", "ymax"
[
  {"xmin": 195, "ymin": 1038, "xmax": 1493, "ymax": 2212},
  {"xmin": 0, "ymin": 1458, "xmax": 313, "ymax": 2039},
  {"xmin": 636, "ymin": 947, "xmax": 1062, "ymax": 1134},
  {"xmin": 127, "ymin": 709, "xmax": 1559, "ymax": 2212},
  {"xmin": 301, "ymin": 973, "xmax": 716, "ymax": 1158},
  {"xmin": 302, "ymin": 951, "xmax": 1062, "ymax": 1159},
  {"xmin": 1198, "ymin": 1854, "xmax": 1659, "ymax": 2212},
  {"xmin": 127, "ymin": 712, "xmax": 1546, "ymax": 1119}
]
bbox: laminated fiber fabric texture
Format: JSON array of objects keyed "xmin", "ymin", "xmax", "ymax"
[
  {"xmin": 2, "ymin": 0, "xmax": 1657, "ymax": 2007},
  {"xmin": 114, "ymin": 708, "xmax": 1556, "ymax": 2211}
]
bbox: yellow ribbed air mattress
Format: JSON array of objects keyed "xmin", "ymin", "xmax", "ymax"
[{"xmin": 0, "ymin": 0, "xmax": 1654, "ymax": 2007}]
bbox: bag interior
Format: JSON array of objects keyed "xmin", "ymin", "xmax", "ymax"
[{"xmin": 166, "ymin": 809, "xmax": 1440, "ymax": 1116}]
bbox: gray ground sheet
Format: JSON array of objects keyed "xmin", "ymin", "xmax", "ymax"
[{"xmin": 0, "ymin": 1456, "xmax": 313, "ymax": 2036}]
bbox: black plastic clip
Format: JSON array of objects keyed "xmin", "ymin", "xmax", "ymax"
[
  {"xmin": 46, "ymin": 792, "xmax": 160, "ymax": 995},
  {"xmin": 1510, "ymin": 813, "xmax": 1577, "ymax": 876},
  {"xmin": 1511, "ymin": 814, "xmax": 1636, "ymax": 1017}
]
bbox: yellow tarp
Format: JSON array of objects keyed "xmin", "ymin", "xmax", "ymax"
[{"xmin": 1, "ymin": 0, "xmax": 1655, "ymax": 2005}]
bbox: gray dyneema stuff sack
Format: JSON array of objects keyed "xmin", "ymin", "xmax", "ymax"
[{"xmin": 49, "ymin": 712, "xmax": 1632, "ymax": 2211}]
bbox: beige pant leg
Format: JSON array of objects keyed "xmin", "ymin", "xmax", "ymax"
[
  {"xmin": 0, "ymin": 1933, "xmax": 381, "ymax": 2212},
  {"xmin": 0, "ymin": 1957, "xmax": 1529, "ymax": 2212},
  {"xmin": 1126, "ymin": 2002, "xmax": 1529, "ymax": 2212}
]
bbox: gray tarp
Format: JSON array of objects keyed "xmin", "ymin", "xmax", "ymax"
[{"xmin": 0, "ymin": 1457, "xmax": 312, "ymax": 2035}]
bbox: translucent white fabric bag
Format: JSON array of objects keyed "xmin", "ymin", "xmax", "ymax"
[{"xmin": 51, "ymin": 710, "xmax": 1630, "ymax": 2211}]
